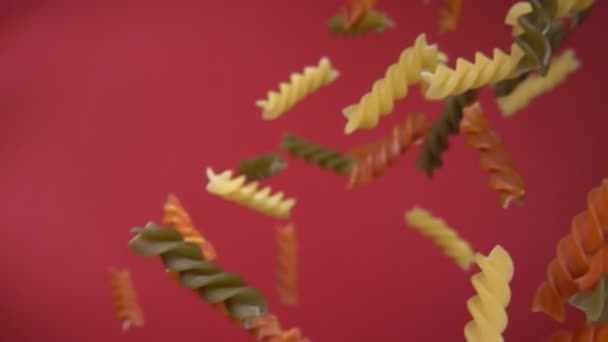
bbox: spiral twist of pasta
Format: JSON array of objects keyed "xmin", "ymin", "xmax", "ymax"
[
  {"xmin": 256, "ymin": 57, "xmax": 339, "ymax": 120},
  {"xmin": 248, "ymin": 314, "xmax": 311, "ymax": 342},
  {"xmin": 569, "ymin": 272, "xmax": 608, "ymax": 325},
  {"xmin": 498, "ymin": 49, "xmax": 580, "ymax": 116},
  {"xmin": 506, "ymin": 0, "xmax": 595, "ymax": 36},
  {"xmin": 349, "ymin": 113, "xmax": 430, "ymax": 188},
  {"xmin": 548, "ymin": 322, "xmax": 608, "ymax": 341},
  {"xmin": 416, "ymin": 89, "xmax": 478, "ymax": 177},
  {"xmin": 162, "ymin": 194, "xmax": 217, "ymax": 261},
  {"xmin": 420, "ymin": 42, "xmax": 525, "ymax": 100},
  {"xmin": 342, "ymin": 0, "xmax": 377, "ymax": 28},
  {"xmin": 342, "ymin": 33, "xmax": 446, "ymax": 134},
  {"xmin": 281, "ymin": 133, "xmax": 355, "ymax": 175},
  {"xmin": 438, "ymin": 0, "xmax": 463, "ymax": 34},
  {"xmin": 206, "ymin": 168, "xmax": 296, "ymax": 219},
  {"xmin": 109, "ymin": 267, "xmax": 144, "ymax": 330},
  {"xmin": 329, "ymin": 10, "xmax": 395, "ymax": 35},
  {"xmin": 276, "ymin": 224, "xmax": 299, "ymax": 306},
  {"xmin": 238, "ymin": 153, "xmax": 287, "ymax": 180},
  {"xmin": 129, "ymin": 223, "xmax": 268, "ymax": 322},
  {"xmin": 460, "ymin": 103, "xmax": 526, "ymax": 208},
  {"xmin": 577, "ymin": 245, "xmax": 608, "ymax": 292},
  {"xmin": 405, "ymin": 207, "xmax": 475, "ymax": 271},
  {"xmin": 532, "ymin": 179, "xmax": 608, "ymax": 322},
  {"xmin": 464, "ymin": 246, "xmax": 514, "ymax": 342}
]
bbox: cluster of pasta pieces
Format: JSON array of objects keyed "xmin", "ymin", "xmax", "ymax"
[{"xmin": 106, "ymin": 1, "xmax": 601, "ymax": 340}]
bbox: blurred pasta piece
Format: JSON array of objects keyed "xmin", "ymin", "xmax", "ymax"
[
  {"xmin": 238, "ymin": 153, "xmax": 287, "ymax": 180},
  {"xmin": 438, "ymin": 0, "xmax": 463, "ymax": 34},
  {"xmin": 276, "ymin": 223, "xmax": 299, "ymax": 306},
  {"xmin": 548, "ymin": 322, "xmax": 608, "ymax": 341},
  {"xmin": 281, "ymin": 133, "xmax": 355, "ymax": 175},
  {"xmin": 109, "ymin": 267, "xmax": 144, "ymax": 331}
]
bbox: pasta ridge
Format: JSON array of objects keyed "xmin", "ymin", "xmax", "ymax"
[
  {"xmin": 342, "ymin": 33, "xmax": 446, "ymax": 133},
  {"xmin": 276, "ymin": 224, "xmax": 299, "ymax": 306},
  {"xmin": 281, "ymin": 133, "xmax": 355, "ymax": 175}
]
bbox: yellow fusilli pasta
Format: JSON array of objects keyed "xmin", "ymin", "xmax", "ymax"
[
  {"xmin": 404, "ymin": 207, "xmax": 475, "ymax": 271},
  {"xmin": 205, "ymin": 168, "xmax": 296, "ymax": 219},
  {"xmin": 256, "ymin": 57, "xmax": 340, "ymax": 120},
  {"xmin": 420, "ymin": 43, "xmax": 525, "ymax": 100},
  {"xmin": 464, "ymin": 245, "xmax": 514, "ymax": 342},
  {"xmin": 497, "ymin": 49, "xmax": 580, "ymax": 116},
  {"xmin": 342, "ymin": 33, "xmax": 446, "ymax": 134}
]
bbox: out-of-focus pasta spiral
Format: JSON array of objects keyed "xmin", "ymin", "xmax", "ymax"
[
  {"xmin": 162, "ymin": 194, "xmax": 217, "ymax": 261},
  {"xmin": 342, "ymin": 0, "xmax": 377, "ymax": 28},
  {"xmin": 206, "ymin": 168, "xmax": 296, "ymax": 219},
  {"xmin": 342, "ymin": 33, "xmax": 446, "ymax": 134},
  {"xmin": 548, "ymin": 322, "xmax": 608, "ymax": 341},
  {"xmin": 459, "ymin": 103, "xmax": 526, "ymax": 208},
  {"xmin": 497, "ymin": 49, "xmax": 580, "ymax": 116},
  {"xmin": 256, "ymin": 57, "xmax": 339, "ymax": 120},
  {"xmin": 109, "ymin": 267, "xmax": 144, "ymax": 331},
  {"xmin": 238, "ymin": 153, "xmax": 287, "ymax": 180},
  {"xmin": 416, "ymin": 89, "xmax": 477, "ymax": 177},
  {"xmin": 349, "ymin": 112, "xmax": 430, "ymax": 188},
  {"xmin": 129, "ymin": 224, "xmax": 267, "ymax": 322},
  {"xmin": 569, "ymin": 272, "xmax": 608, "ymax": 324},
  {"xmin": 276, "ymin": 224, "xmax": 299, "ymax": 306},
  {"xmin": 464, "ymin": 245, "xmax": 514, "ymax": 342},
  {"xmin": 438, "ymin": 0, "xmax": 463, "ymax": 34},
  {"xmin": 405, "ymin": 207, "xmax": 475, "ymax": 270},
  {"xmin": 505, "ymin": 0, "xmax": 595, "ymax": 36},
  {"xmin": 281, "ymin": 133, "xmax": 355, "ymax": 175},
  {"xmin": 328, "ymin": 10, "xmax": 395, "ymax": 35},
  {"xmin": 248, "ymin": 314, "xmax": 311, "ymax": 342},
  {"xmin": 532, "ymin": 179, "xmax": 608, "ymax": 322}
]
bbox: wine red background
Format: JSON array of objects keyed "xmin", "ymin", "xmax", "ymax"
[{"xmin": 2, "ymin": 0, "xmax": 607, "ymax": 341}]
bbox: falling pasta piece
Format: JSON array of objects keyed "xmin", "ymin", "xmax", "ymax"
[
  {"xmin": 438, "ymin": 0, "xmax": 463, "ymax": 34},
  {"xmin": 548, "ymin": 321, "xmax": 608, "ymax": 341},
  {"xmin": 162, "ymin": 194, "xmax": 217, "ymax": 261},
  {"xmin": 497, "ymin": 49, "xmax": 580, "ymax": 116},
  {"xmin": 342, "ymin": 33, "xmax": 446, "ymax": 134},
  {"xmin": 205, "ymin": 168, "xmax": 296, "ymax": 219},
  {"xmin": 416, "ymin": 89, "xmax": 478, "ymax": 177},
  {"xmin": 569, "ymin": 273, "xmax": 608, "ymax": 324},
  {"xmin": 128, "ymin": 224, "xmax": 307, "ymax": 341},
  {"xmin": 531, "ymin": 179, "xmax": 608, "ymax": 322},
  {"xmin": 256, "ymin": 57, "xmax": 339, "ymax": 120},
  {"xmin": 464, "ymin": 245, "xmax": 514, "ymax": 342},
  {"xmin": 342, "ymin": 0, "xmax": 377, "ymax": 28},
  {"xmin": 238, "ymin": 153, "xmax": 287, "ymax": 180},
  {"xmin": 404, "ymin": 207, "xmax": 475, "ymax": 271},
  {"xmin": 577, "ymin": 245, "xmax": 608, "ymax": 292},
  {"xmin": 276, "ymin": 223, "xmax": 299, "ymax": 306},
  {"xmin": 281, "ymin": 133, "xmax": 355, "ymax": 175},
  {"xmin": 328, "ymin": 10, "xmax": 395, "ymax": 35},
  {"xmin": 505, "ymin": 0, "xmax": 596, "ymax": 36},
  {"xmin": 349, "ymin": 113, "xmax": 430, "ymax": 188},
  {"xmin": 109, "ymin": 267, "xmax": 144, "ymax": 331},
  {"xmin": 459, "ymin": 103, "xmax": 526, "ymax": 208},
  {"xmin": 421, "ymin": 43, "xmax": 524, "ymax": 100}
]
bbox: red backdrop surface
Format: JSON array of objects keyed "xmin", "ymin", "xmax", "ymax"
[{"xmin": 2, "ymin": 0, "xmax": 607, "ymax": 341}]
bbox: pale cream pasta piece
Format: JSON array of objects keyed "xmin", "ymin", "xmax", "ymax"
[
  {"xmin": 342, "ymin": 33, "xmax": 446, "ymax": 134},
  {"xmin": 205, "ymin": 168, "xmax": 296, "ymax": 219},
  {"xmin": 464, "ymin": 245, "xmax": 514, "ymax": 342},
  {"xmin": 256, "ymin": 57, "xmax": 340, "ymax": 120},
  {"xmin": 498, "ymin": 49, "xmax": 580, "ymax": 116},
  {"xmin": 505, "ymin": 0, "xmax": 595, "ymax": 36},
  {"xmin": 420, "ymin": 43, "xmax": 525, "ymax": 100},
  {"xmin": 404, "ymin": 207, "xmax": 475, "ymax": 271}
]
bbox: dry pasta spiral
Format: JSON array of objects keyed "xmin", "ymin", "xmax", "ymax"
[
  {"xmin": 532, "ymin": 179, "xmax": 608, "ymax": 322},
  {"xmin": 438, "ymin": 0, "xmax": 463, "ymax": 34},
  {"xmin": 416, "ymin": 89, "xmax": 478, "ymax": 177},
  {"xmin": 276, "ymin": 224, "xmax": 299, "ymax": 306},
  {"xmin": 329, "ymin": 10, "xmax": 395, "ymax": 35},
  {"xmin": 281, "ymin": 133, "xmax": 355, "ymax": 175},
  {"xmin": 464, "ymin": 245, "xmax": 514, "ymax": 342},
  {"xmin": 460, "ymin": 103, "xmax": 526, "ymax": 208},
  {"xmin": 405, "ymin": 207, "xmax": 475, "ymax": 270},
  {"xmin": 238, "ymin": 153, "xmax": 287, "ymax": 180},
  {"xmin": 342, "ymin": 33, "xmax": 446, "ymax": 134},
  {"xmin": 109, "ymin": 267, "xmax": 144, "ymax": 330},
  {"xmin": 206, "ymin": 168, "xmax": 296, "ymax": 219},
  {"xmin": 256, "ymin": 57, "xmax": 339, "ymax": 120},
  {"xmin": 129, "ymin": 223, "xmax": 267, "ymax": 322},
  {"xmin": 349, "ymin": 112, "xmax": 429, "ymax": 188},
  {"xmin": 497, "ymin": 49, "xmax": 580, "ymax": 116}
]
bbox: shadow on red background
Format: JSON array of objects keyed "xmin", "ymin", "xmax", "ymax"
[{"xmin": 1, "ymin": 0, "xmax": 607, "ymax": 341}]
